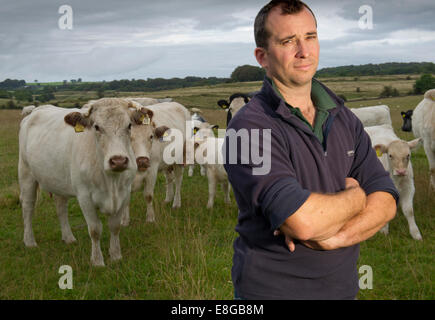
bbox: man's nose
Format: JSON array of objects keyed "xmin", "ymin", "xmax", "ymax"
[{"xmin": 296, "ymin": 40, "xmax": 310, "ymax": 58}]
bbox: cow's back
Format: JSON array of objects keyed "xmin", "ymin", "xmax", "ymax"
[{"xmin": 19, "ymin": 106, "xmax": 92, "ymax": 196}]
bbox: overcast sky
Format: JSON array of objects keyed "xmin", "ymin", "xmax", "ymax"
[{"xmin": 0, "ymin": 0, "xmax": 434, "ymax": 82}]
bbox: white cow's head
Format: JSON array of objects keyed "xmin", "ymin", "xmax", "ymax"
[
  {"xmin": 64, "ymin": 98, "xmax": 151, "ymax": 173},
  {"xmin": 375, "ymin": 138, "xmax": 421, "ymax": 176}
]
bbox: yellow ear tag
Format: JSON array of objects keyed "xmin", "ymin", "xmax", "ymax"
[
  {"xmin": 402, "ymin": 114, "xmax": 406, "ymax": 118},
  {"xmin": 376, "ymin": 149, "xmax": 383, "ymax": 157},
  {"xmin": 74, "ymin": 123, "xmax": 84, "ymax": 133},
  {"xmin": 142, "ymin": 115, "xmax": 150, "ymax": 125},
  {"xmin": 193, "ymin": 128, "xmax": 198, "ymax": 134},
  {"xmin": 163, "ymin": 131, "xmax": 169, "ymax": 137}
]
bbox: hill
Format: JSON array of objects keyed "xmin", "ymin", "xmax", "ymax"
[{"xmin": 315, "ymin": 62, "xmax": 435, "ymax": 78}]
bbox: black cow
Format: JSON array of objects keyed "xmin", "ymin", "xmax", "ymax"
[{"xmin": 401, "ymin": 109, "xmax": 413, "ymax": 132}]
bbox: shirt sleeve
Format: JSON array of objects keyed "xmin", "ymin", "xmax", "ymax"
[
  {"xmin": 223, "ymin": 113, "xmax": 311, "ymax": 231},
  {"xmin": 348, "ymin": 116, "xmax": 400, "ymax": 204}
]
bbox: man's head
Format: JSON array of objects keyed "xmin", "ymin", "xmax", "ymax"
[{"xmin": 254, "ymin": 0, "xmax": 319, "ymax": 87}]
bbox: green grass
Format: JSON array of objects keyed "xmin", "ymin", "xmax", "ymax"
[{"xmin": 0, "ymin": 79, "xmax": 433, "ymax": 299}]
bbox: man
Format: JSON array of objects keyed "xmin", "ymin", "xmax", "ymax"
[{"xmin": 223, "ymin": 0, "xmax": 399, "ymax": 300}]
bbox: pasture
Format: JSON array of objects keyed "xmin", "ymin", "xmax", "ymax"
[{"xmin": 0, "ymin": 78, "xmax": 433, "ymax": 299}]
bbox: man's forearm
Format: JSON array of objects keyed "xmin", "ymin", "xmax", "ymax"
[
  {"xmin": 302, "ymin": 191, "xmax": 397, "ymax": 250},
  {"xmin": 281, "ymin": 185, "xmax": 366, "ymax": 241}
]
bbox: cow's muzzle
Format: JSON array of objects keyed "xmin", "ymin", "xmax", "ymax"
[
  {"xmin": 109, "ymin": 155, "xmax": 129, "ymax": 172},
  {"xmin": 136, "ymin": 157, "xmax": 150, "ymax": 171}
]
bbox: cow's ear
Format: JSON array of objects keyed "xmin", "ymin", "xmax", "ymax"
[
  {"xmin": 155, "ymin": 125, "xmax": 170, "ymax": 139},
  {"xmin": 401, "ymin": 111, "xmax": 405, "ymax": 116},
  {"xmin": 408, "ymin": 138, "xmax": 421, "ymax": 151},
  {"xmin": 131, "ymin": 107, "xmax": 154, "ymax": 125},
  {"xmin": 217, "ymin": 100, "xmax": 229, "ymax": 109},
  {"xmin": 374, "ymin": 144, "xmax": 388, "ymax": 157},
  {"xmin": 64, "ymin": 112, "xmax": 92, "ymax": 133}
]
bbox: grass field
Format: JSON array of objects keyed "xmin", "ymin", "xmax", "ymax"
[{"xmin": 0, "ymin": 78, "xmax": 433, "ymax": 299}]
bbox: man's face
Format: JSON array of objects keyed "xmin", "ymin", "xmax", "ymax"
[{"xmin": 256, "ymin": 6, "xmax": 319, "ymax": 87}]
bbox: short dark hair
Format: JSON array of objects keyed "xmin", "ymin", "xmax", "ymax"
[{"xmin": 254, "ymin": 0, "xmax": 317, "ymax": 49}]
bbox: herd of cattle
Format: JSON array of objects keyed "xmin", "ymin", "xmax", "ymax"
[{"xmin": 17, "ymin": 89, "xmax": 435, "ymax": 266}]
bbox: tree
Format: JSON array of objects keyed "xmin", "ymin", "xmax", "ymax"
[
  {"xmin": 231, "ymin": 65, "xmax": 265, "ymax": 82},
  {"xmin": 414, "ymin": 74, "xmax": 435, "ymax": 94}
]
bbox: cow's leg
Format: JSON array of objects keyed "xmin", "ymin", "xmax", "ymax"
[
  {"xmin": 54, "ymin": 195, "xmax": 76, "ymax": 244},
  {"xmin": 188, "ymin": 165, "xmax": 194, "ymax": 177},
  {"xmin": 380, "ymin": 223, "xmax": 389, "ymax": 235},
  {"xmin": 172, "ymin": 165, "xmax": 184, "ymax": 209},
  {"xmin": 423, "ymin": 140, "xmax": 435, "ymax": 189},
  {"xmin": 78, "ymin": 196, "xmax": 104, "ymax": 266},
  {"xmin": 206, "ymin": 170, "xmax": 216, "ymax": 209},
  {"xmin": 200, "ymin": 165, "xmax": 206, "ymax": 176},
  {"xmin": 144, "ymin": 165, "xmax": 158, "ymax": 222},
  {"xmin": 19, "ymin": 159, "xmax": 38, "ymax": 247},
  {"xmin": 120, "ymin": 204, "xmax": 130, "ymax": 227},
  {"xmin": 400, "ymin": 186, "xmax": 422, "ymax": 240},
  {"xmin": 222, "ymin": 180, "xmax": 231, "ymax": 204},
  {"xmin": 108, "ymin": 211, "xmax": 122, "ymax": 261},
  {"xmin": 164, "ymin": 168, "xmax": 175, "ymax": 204}
]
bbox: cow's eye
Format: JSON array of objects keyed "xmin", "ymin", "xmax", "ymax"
[
  {"xmin": 94, "ymin": 125, "xmax": 100, "ymax": 131},
  {"xmin": 128, "ymin": 123, "xmax": 132, "ymax": 130}
]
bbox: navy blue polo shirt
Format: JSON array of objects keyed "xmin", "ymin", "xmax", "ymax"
[{"xmin": 223, "ymin": 78, "xmax": 399, "ymax": 300}]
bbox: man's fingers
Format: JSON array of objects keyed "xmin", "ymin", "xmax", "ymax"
[{"xmin": 285, "ymin": 236, "xmax": 295, "ymax": 252}]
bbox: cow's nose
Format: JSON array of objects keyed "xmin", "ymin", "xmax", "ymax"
[
  {"xmin": 396, "ymin": 169, "xmax": 407, "ymax": 176},
  {"xmin": 136, "ymin": 157, "xmax": 150, "ymax": 171},
  {"xmin": 109, "ymin": 155, "xmax": 129, "ymax": 172}
]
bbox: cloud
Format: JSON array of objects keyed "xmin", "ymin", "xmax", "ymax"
[{"xmin": 0, "ymin": 0, "xmax": 434, "ymax": 81}]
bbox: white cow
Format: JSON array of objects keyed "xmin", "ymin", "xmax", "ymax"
[
  {"xmin": 412, "ymin": 89, "xmax": 435, "ymax": 189},
  {"xmin": 350, "ymin": 105, "xmax": 392, "ymax": 127},
  {"xmin": 188, "ymin": 108, "xmax": 208, "ymax": 177},
  {"xmin": 187, "ymin": 123, "xmax": 230, "ymax": 209},
  {"xmin": 19, "ymin": 98, "xmax": 150, "ymax": 266},
  {"xmin": 126, "ymin": 97, "xmax": 172, "ymax": 106},
  {"xmin": 122, "ymin": 101, "xmax": 191, "ymax": 225},
  {"xmin": 364, "ymin": 124, "xmax": 422, "ymax": 240}
]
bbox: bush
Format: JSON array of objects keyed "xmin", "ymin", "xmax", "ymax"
[
  {"xmin": 414, "ymin": 74, "xmax": 435, "ymax": 94},
  {"xmin": 379, "ymin": 86, "xmax": 400, "ymax": 98},
  {"xmin": 230, "ymin": 65, "xmax": 265, "ymax": 82}
]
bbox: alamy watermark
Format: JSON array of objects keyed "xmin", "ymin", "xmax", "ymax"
[
  {"xmin": 58, "ymin": 265, "xmax": 73, "ymax": 289},
  {"xmin": 58, "ymin": 5, "xmax": 73, "ymax": 30},
  {"xmin": 359, "ymin": 5, "xmax": 373, "ymax": 30}
]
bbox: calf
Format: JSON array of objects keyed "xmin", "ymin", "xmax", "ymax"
[
  {"xmin": 350, "ymin": 105, "xmax": 392, "ymax": 127},
  {"xmin": 122, "ymin": 101, "xmax": 191, "ymax": 224},
  {"xmin": 364, "ymin": 124, "xmax": 422, "ymax": 240},
  {"xmin": 411, "ymin": 89, "xmax": 435, "ymax": 189},
  {"xmin": 188, "ymin": 123, "xmax": 230, "ymax": 209},
  {"xmin": 19, "ymin": 98, "xmax": 149, "ymax": 266}
]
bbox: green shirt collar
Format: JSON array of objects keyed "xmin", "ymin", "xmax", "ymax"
[{"xmin": 268, "ymin": 77, "xmax": 336, "ymax": 143}]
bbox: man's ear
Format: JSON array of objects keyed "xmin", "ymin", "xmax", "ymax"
[
  {"xmin": 254, "ymin": 47, "xmax": 268, "ymax": 69},
  {"xmin": 64, "ymin": 112, "xmax": 92, "ymax": 132},
  {"xmin": 217, "ymin": 100, "xmax": 229, "ymax": 109}
]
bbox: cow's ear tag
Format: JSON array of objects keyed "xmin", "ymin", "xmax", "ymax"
[
  {"xmin": 376, "ymin": 149, "xmax": 383, "ymax": 157},
  {"xmin": 74, "ymin": 123, "xmax": 85, "ymax": 133},
  {"xmin": 159, "ymin": 131, "xmax": 169, "ymax": 142},
  {"xmin": 142, "ymin": 115, "xmax": 150, "ymax": 125}
]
